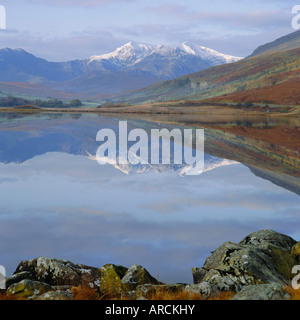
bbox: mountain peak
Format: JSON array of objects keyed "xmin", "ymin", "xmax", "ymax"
[
  {"xmin": 123, "ymin": 40, "xmax": 138, "ymax": 47},
  {"xmin": 89, "ymin": 41, "xmax": 154, "ymax": 67},
  {"xmin": 0, "ymin": 47, "xmax": 39, "ymax": 62},
  {"xmin": 0, "ymin": 47, "xmax": 28, "ymax": 54},
  {"xmin": 180, "ymin": 42, "xmax": 197, "ymax": 55},
  {"xmin": 87, "ymin": 40, "xmax": 242, "ymax": 68},
  {"xmin": 179, "ymin": 42, "xmax": 242, "ymax": 65},
  {"xmin": 152, "ymin": 44, "xmax": 175, "ymax": 54}
]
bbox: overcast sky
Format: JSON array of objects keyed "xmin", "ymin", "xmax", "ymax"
[{"xmin": 0, "ymin": 0, "xmax": 298, "ymax": 61}]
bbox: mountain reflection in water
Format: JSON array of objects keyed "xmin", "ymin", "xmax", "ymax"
[{"xmin": 0, "ymin": 112, "xmax": 299, "ymax": 283}]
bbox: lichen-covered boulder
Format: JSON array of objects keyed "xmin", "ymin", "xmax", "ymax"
[
  {"xmin": 121, "ymin": 265, "xmax": 161, "ymax": 290},
  {"xmin": 231, "ymin": 283, "xmax": 290, "ymax": 300},
  {"xmin": 14, "ymin": 257, "xmax": 102, "ymax": 289},
  {"xmin": 99, "ymin": 264, "xmax": 128, "ymax": 297},
  {"xmin": 184, "ymin": 282, "xmax": 212, "ymax": 300},
  {"xmin": 31, "ymin": 290, "xmax": 73, "ymax": 300},
  {"xmin": 192, "ymin": 230, "xmax": 297, "ymax": 296},
  {"xmin": 7, "ymin": 279, "xmax": 53, "ymax": 299},
  {"xmin": 6, "ymin": 271, "xmax": 34, "ymax": 288},
  {"xmin": 239, "ymin": 230, "xmax": 295, "ymax": 249}
]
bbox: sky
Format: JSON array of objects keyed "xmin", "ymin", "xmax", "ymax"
[{"xmin": 0, "ymin": 0, "xmax": 298, "ymax": 61}]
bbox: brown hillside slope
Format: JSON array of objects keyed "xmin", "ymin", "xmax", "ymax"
[
  {"xmin": 203, "ymin": 77, "xmax": 300, "ymax": 105},
  {"xmin": 118, "ymin": 47, "xmax": 300, "ymax": 104}
]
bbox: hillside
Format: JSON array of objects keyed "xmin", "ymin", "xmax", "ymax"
[
  {"xmin": 248, "ymin": 30, "xmax": 300, "ymax": 57},
  {"xmin": 202, "ymin": 77, "xmax": 300, "ymax": 106},
  {"xmin": 1, "ymin": 30, "xmax": 299, "ymax": 105},
  {"xmin": 0, "ymin": 82, "xmax": 79, "ymax": 100},
  {"xmin": 115, "ymin": 46, "xmax": 300, "ymax": 105}
]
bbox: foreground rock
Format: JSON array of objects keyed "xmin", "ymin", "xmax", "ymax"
[
  {"xmin": 231, "ymin": 283, "xmax": 290, "ymax": 300},
  {"xmin": 292, "ymin": 242, "xmax": 300, "ymax": 263},
  {"xmin": 31, "ymin": 290, "xmax": 73, "ymax": 300},
  {"xmin": 191, "ymin": 230, "xmax": 297, "ymax": 299},
  {"xmin": 100, "ymin": 264, "xmax": 162, "ymax": 298},
  {"xmin": 13, "ymin": 257, "xmax": 102, "ymax": 289},
  {"xmin": 4, "ymin": 229, "xmax": 299, "ymax": 300},
  {"xmin": 99, "ymin": 264, "xmax": 128, "ymax": 297},
  {"xmin": 6, "ymin": 259, "xmax": 161, "ymax": 300},
  {"xmin": 121, "ymin": 265, "xmax": 161, "ymax": 290},
  {"xmin": 5, "ymin": 271, "xmax": 34, "ymax": 288},
  {"xmin": 7, "ymin": 280, "xmax": 53, "ymax": 299}
]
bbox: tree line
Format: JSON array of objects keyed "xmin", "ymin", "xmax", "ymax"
[{"xmin": 0, "ymin": 95, "xmax": 83, "ymax": 108}]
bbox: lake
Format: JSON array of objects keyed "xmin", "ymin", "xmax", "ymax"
[{"xmin": 0, "ymin": 112, "xmax": 299, "ymax": 284}]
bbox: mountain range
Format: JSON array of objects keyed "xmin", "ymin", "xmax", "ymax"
[
  {"xmin": 0, "ymin": 41, "xmax": 241, "ymax": 99},
  {"xmin": 0, "ymin": 30, "xmax": 299, "ymax": 105},
  {"xmin": 117, "ymin": 30, "xmax": 300, "ymax": 106}
]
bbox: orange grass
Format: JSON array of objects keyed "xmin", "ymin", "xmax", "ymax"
[
  {"xmin": 71, "ymin": 284, "xmax": 100, "ymax": 300},
  {"xmin": 207, "ymin": 291, "xmax": 235, "ymax": 300},
  {"xmin": 0, "ymin": 291, "xmax": 25, "ymax": 300},
  {"xmin": 69, "ymin": 283, "xmax": 236, "ymax": 300},
  {"xmin": 283, "ymin": 286, "xmax": 300, "ymax": 300},
  {"xmin": 144, "ymin": 290, "xmax": 203, "ymax": 301}
]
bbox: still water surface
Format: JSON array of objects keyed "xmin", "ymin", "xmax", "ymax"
[{"xmin": 0, "ymin": 113, "xmax": 299, "ymax": 283}]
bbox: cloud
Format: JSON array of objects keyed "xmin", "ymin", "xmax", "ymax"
[
  {"xmin": 0, "ymin": 28, "xmax": 129, "ymax": 61},
  {"xmin": 111, "ymin": 20, "xmax": 292, "ymax": 56},
  {"xmin": 112, "ymin": 22, "xmax": 209, "ymax": 45},
  {"xmin": 145, "ymin": 5, "xmax": 293, "ymax": 31},
  {"xmin": 0, "ymin": 1, "xmax": 295, "ymax": 60},
  {"xmin": 204, "ymin": 10, "xmax": 292, "ymax": 30},
  {"xmin": 145, "ymin": 3, "xmax": 186, "ymax": 15},
  {"xmin": 25, "ymin": 0, "xmax": 135, "ymax": 7}
]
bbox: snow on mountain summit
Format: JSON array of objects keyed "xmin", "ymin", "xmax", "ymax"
[
  {"xmin": 89, "ymin": 41, "xmax": 154, "ymax": 67},
  {"xmin": 179, "ymin": 42, "xmax": 243, "ymax": 66},
  {"xmin": 88, "ymin": 41, "xmax": 242, "ymax": 69},
  {"xmin": 152, "ymin": 44, "xmax": 175, "ymax": 55}
]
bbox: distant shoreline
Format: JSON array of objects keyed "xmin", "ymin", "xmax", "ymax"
[{"xmin": 0, "ymin": 103, "xmax": 299, "ymax": 117}]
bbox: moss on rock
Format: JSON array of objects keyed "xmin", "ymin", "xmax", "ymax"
[
  {"xmin": 100, "ymin": 264, "xmax": 128, "ymax": 298},
  {"xmin": 7, "ymin": 279, "xmax": 53, "ymax": 299},
  {"xmin": 291, "ymin": 242, "xmax": 300, "ymax": 263}
]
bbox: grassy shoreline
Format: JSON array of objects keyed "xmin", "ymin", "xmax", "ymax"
[{"xmin": 0, "ymin": 103, "xmax": 299, "ymax": 117}]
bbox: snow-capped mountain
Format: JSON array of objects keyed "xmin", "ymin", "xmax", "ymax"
[
  {"xmin": 151, "ymin": 44, "xmax": 182, "ymax": 56},
  {"xmin": 87, "ymin": 41, "xmax": 242, "ymax": 70},
  {"xmin": 0, "ymin": 41, "xmax": 243, "ymax": 98},
  {"xmin": 88, "ymin": 41, "xmax": 154, "ymax": 68},
  {"xmin": 78, "ymin": 41, "xmax": 242, "ymax": 86},
  {"xmin": 130, "ymin": 44, "xmax": 211, "ymax": 79},
  {"xmin": 179, "ymin": 42, "xmax": 242, "ymax": 66},
  {"xmin": 87, "ymin": 150, "xmax": 239, "ymax": 176}
]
